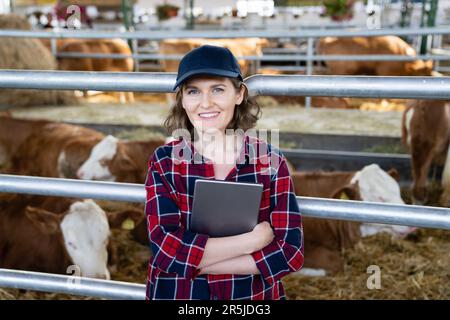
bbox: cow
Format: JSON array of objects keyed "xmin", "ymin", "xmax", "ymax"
[
  {"xmin": 291, "ymin": 164, "xmax": 415, "ymax": 275},
  {"xmin": 401, "ymin": 99, "xmax": 450, "ymax": 206},
  {"xmin": 4, "ymin": 119, "xmax": 104, "ymax": 178},
  {"xmin": 75, "ymin": 136, "xmax": 172, "ymax": 246},
  {"xmin": 76, "ymin": 135, "xmax": 166, "ymax": 183},
  {"xmin": 75, "ymin": 135, "xmax": 166, "ymax": 246},
  {"xmin": 316, "ymin": 36, "xmax": 433, "ymax": 76},
  {"xmin": 0, "ymin": 194, "xmax": 111, "ymax": 278},
  {"xmin": 0, "ymin": 193, "xmax": 143, "ymax": 278},
  {"xmin": 1, "ymin": 116, "xmax": 165, "ymax": 183},
  {"xmin": 56, "ymin": 39, "xmax": 135, "ymax": 103},
  {"xmin": 0, "ymin": 115, "xmax": 52, "ymax": 169}
]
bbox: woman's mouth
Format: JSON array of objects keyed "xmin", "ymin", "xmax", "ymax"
[{"xmin": 198, "ymin": 112, "xmax": 220, "ymax": 119}]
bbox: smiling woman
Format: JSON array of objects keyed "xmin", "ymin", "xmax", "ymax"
[{"xmin": 144, "ymin": 45, "xmax": 304, "ymax": 300}]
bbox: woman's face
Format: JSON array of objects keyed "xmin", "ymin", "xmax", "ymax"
[{"xmin": 181, "ymin": 76, "xmax": 245, "ymax": 135}]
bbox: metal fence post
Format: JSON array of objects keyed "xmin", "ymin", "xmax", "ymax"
[{"xmin": 305, "ymin": 37, "xmax": 314, "ymax": 109}]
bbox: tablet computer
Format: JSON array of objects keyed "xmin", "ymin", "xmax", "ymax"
[{"xmin": 190, "ymin": 179, "xmax": 263, "ymax": 237}]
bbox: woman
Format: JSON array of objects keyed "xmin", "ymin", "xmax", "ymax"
[{"xmin": 145, "ymin": 45, "xmax": 304, "ymax": 300}]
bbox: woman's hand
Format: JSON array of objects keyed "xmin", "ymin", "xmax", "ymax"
[{"xmin": 249, "ymin": 221, "xmax": 274, "ymax": 252}]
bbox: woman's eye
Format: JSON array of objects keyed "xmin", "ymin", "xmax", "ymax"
[
  {"xmin": 212, "ymin": 88, "xmax": 224, "ymax": 94},
  {"xmin": 186, "ymin": 89, "xmax": 199, "ymax": 95}
]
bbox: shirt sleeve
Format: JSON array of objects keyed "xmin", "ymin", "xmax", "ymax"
[
  {"xmin": 145, "ymin": 156, "xmax": 209, "ymax": 279},
  {"xmin": 251, "ymin": 155, "xmax": 304, "ymax": 285}
]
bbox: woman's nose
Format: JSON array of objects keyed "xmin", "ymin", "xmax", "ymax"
[{"xmin": 199, "ymin": 93, "xmax": 212, "ymax": 108}]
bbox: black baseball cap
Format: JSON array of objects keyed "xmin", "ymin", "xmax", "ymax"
[{"xmin": 173, "ymin": 45, "xmax": 244, "ymax": 90}]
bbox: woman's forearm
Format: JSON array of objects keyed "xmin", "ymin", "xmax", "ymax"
[
  {"xmin": 198, "ymin": 232, "xmax": 257, "ymax": 269},
  {"xmin": 198, "ymin": 255, "xmax": 260, "ymax": 275}
]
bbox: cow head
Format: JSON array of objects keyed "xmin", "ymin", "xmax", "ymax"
[
  {"xmin": 59, "ymin": 200, "xmax": 111, "ymax": 279},
  {"xmin": 76, "ymin": 135, "xmax": 119, "ymax": 181},
  {"xmin": 58, "ymin": 136, "xmax": 103, "ymax": 179},
  {"xmin": 77, "ymin": 137, "xmax": 165, "ymax": 183},
  {"xmin": 351, "ymin": 164, "xmax": 416, "ymax": 237},
  {"xmin": 26, "ymin": 200, "xmax": 111, "ymax": 279}
]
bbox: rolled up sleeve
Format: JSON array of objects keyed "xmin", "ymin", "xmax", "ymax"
[
  {"xmin": 251, "ymin": 157, "xmax": 304, "ymax": 285},
  {"xmin": 145, "ymin": 159, "xmax": 209, "ymax": 279}
]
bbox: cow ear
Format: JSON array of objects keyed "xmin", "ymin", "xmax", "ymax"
[
  {"xmin": 332, "ymin": 185, "xmax": 360, "ymax": 200},
  {"xmin": 116, "ymin": 150, "xmax": 138, "ymax": 171},
  {"xmin": 387, "ymin": 168, "xmax": 400, "ymax": 182},
  {"xmin": 26, "ymin": 206, "xmax": 61, "ymax": 235},
  {"xmin": 106, "ymin": 209, "xmax": 143, "ymax": 230}
]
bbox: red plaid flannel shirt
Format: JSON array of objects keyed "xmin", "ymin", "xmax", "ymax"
[{"xmin": 145, "ymin": 135, "xmax": 304, "ymax": 300}]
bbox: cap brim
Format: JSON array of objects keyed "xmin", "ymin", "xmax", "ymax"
[{"xmin": 173, "ymin": 68, "xmax": 243, "ymax": 90}]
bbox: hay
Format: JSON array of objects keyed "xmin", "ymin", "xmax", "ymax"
[
  {"xmin": 0, "ymin": 13, "xmax": 31, "ymax": 30},
  {"xmin": 283, "ymin": 228, "xmax": 450, "ymax": 299},
  {"xmin": 0, "ymin": 288, "xmax": 15, "ymax": 300},
  {"xmin": 0, "ymin": 14, "xmax": 78, "ymax": 108}
]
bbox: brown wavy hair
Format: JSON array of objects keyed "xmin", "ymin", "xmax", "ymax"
[{"xmin": 164, "ymin": 77, "xmax": 261, "ymax": 140}]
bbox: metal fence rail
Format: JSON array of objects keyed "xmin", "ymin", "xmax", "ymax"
[
  {"xmin": 0, "ymin": 70, "xmax": 449, "ymax": 100},
  {"xmin": 0, "ymin": 27, "xmax": 448, "ymax": 40},
  {"xmin": 245, "ymin": 75, "xmax": 450, "ymax": 99},
  {"xmin": 52, "ymin": 52, "xmax": 450, "ymax": 62},
  {"xmin": 0, "ymin": 268, "xmax": 146, "ymax": 300},
  {"xmin": 1, "ymin": 174, "xmax": 449, "ymax": 230}
]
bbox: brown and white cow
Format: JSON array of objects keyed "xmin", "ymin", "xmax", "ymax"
[
  {"xmin": 291, "ymin": 164, "xmax": 415, "ymax": 275},
  {"xmin": 316, "ymin": 36, "xmax": 433, "ymax": 76},
  {"xmin": 56, "ymin": 39, "xmax": 135, "ymax": 103},
  {"xmin": 76, "ymin": 135, "xmax": 166, "ymax": 183},
  {"xmin": 0, "ymin": 115, "xmax": 52, "ymax": 169},
  {"xmin": 401, "ymin": 99, "xmax": 450, "ymax": 206},
  {"xmin": 0, "ymin": 194, "xmax": 111, "ymax": 278},
  {"xmin": 5, "ymin": 120, "xmax": 104, "ymax": 178}
]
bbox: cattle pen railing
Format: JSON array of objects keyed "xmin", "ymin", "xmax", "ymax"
[
  {"xmin": 0, "ymin": 72, "xmax": 450, "ymax": 299},
  {"xmin": 0, "ymin": 175, "xmax": 449, "ymax": 300},
  {"xmin": 2, "ymin": 26, "xmax": 449, "ymax": 108},
  {"xmin": 0, "ymin": 27, "xmax": 449, "ymax": 69},
  {"xmin": 1, "ymin": 71, "xmax": 450, "ymax": 100}
]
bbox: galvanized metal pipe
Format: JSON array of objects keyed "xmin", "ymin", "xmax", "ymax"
[
  {"xmin": 300, "ymin": 197, "xmax": 450, "ymax": 230},
  {"xmin": 53, "ymin": 52, "xmax": 450, "ymax": 62},
  {"xmin": 0, "ymin": 268, "xmax": 146, "ymax": 300},
  {"xmin": 246, "ymin": 75, "xmax": 450, "ymax": 99},
  {"xmin": 0, "ymin": 70, "xmax": 449, "ymax": 100},
  {"xmin": 1, "ymin": 174, "xmax": 449, "ymax": 230},
  {"xmin": 0, "ymin": 27, "xmax": 448, "ymax": 40},
  {"xmin": 0, "ymin": 174, "xmax": 145, "ymax": 203},
  {"xmin": 0, "ymin": 70, "xmax": 176, "ymax": 92},
  {"xmin": 305, "ymin": 37, "xmax": 314, "ymax": 109}
]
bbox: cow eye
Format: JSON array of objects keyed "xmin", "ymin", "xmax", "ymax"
[{"xmin": 68, "ymin": 241, "xmax": 77, "ymax": 250}]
